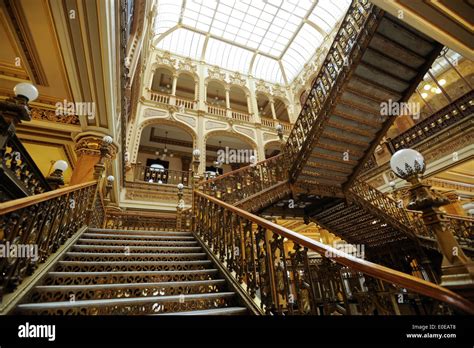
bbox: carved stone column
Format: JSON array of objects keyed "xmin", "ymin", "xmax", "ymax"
[
  {"xmin": 70, "ymin": 134, "xmax": 118, "ymax": 185},
  {"xmin": 270, "ymin": 98, "xmax": 277, "ymax": 120}
]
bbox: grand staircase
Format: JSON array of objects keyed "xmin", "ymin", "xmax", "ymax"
[
  {"xmin": 289, "ymin": 12, "xmax": 442, "ymax": 193},
  {"xmin": 1, "ymin": 0, "xmax": 473, "ymax": 316},
  {"xmin": 14, "ymin": 228, "xmax": 247, "ymax": 315}
]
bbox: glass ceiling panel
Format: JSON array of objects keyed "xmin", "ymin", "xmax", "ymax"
[
  {"xmin": 157, "ymin": 28, "xmax": 205, "ymax": 60},
  {"xmin": 153, "ymin": 0, "xmax": 350, "ymax": 84},
  {"xmin": 253, "ymin": 55, "xmax": 284, "ymax": 84},
  {"xmin": 205, "ymin": 38, "xmax": 254, "ymax": 74}
]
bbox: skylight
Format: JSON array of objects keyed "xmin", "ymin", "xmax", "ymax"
[{"xmin": 153, "ymin": 0, "xmax": 350, "ymax": 84}]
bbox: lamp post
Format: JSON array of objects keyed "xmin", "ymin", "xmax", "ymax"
[
  {"xmin": 276, "ymin": 124, "xmax": 285, "ymax": 153},
  {"xmin": 93, "ymin": 135, "xmax": 113, "ymax": 179},
  {"xmin": 104, "ymin": 175, "xmax": 114, "ymax": 205},
  {"xmin": 46, "ymin": 160, "xmax": 68, "ymax": 189},
  {"xmin": 176, "ymin": 183, "xmax": 185, "ymax": 231},
  {"xmin": 191, "ymin": 149, "xmax": 201, "ymax": 186},
  {"xmin": 1, "ymin": 82, "xmax": 38, "ymax": 142},
  {"xmin": 390, "ymin": 149, "xmax": 474, "ymax": 297}
]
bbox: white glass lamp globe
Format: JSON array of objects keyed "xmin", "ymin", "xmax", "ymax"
[
  {"xmin": 193, "ymin": 149, "xmax": 201, "ymax": 157},
  {"xmin": 102, "ymin": 135, "xmax": 113, "ymax": 144},
  {"xmin": 249, "ymin": 155, "xmax": 256, "ymax": 164},
  {"xmin": 275, "ymin": 124, "xmax": 283, "ymax": 132},
  {"xmin": 390, "ymin": 149, "xmax": 425, "ymax": 181},
  {"xmin": 53, "ymin": 160, "xmax": 68, "ymax": 172},
  {"xmin": 107, "ymin": 175, "xmax": 115, "ymax": 183},
  {"xmin": 177, "ymin": 183, "xmax": 184, "ymax": 190},
  {"xmin": 14, "ymin": 83, "xmax": 39, "ymax": 102},
  {"xmin": 389, "ymin": 181, "xmax": 396, "ymax": 188}
]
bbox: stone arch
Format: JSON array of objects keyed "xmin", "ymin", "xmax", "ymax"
[{"xmin": 132, "ymin": 117, "xmax": 197, "ymax": 163}]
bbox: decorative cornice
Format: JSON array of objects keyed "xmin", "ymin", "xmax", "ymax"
[{"xmin": 30, "ymin": 107, "xmax": 80, "ymax": 125}]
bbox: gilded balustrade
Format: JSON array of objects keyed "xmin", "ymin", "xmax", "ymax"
[
  {"xmin": 284, "ymin": 0, "xmax": 379, "ymax": 181},
  {"xmin": 199, "ymin": 154, "xmax": 290, "ymax": 205},
  {"xmin": 0, "ymin": 180, "xmax": 102, "ymax": 301},
  {"xmin": 193, "ymin": 191, "xmax": 474, "ymax": 315}
]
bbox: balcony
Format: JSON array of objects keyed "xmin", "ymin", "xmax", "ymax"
[
  {"xmin": 145, "ymin": 89, "xmax": 291, "ymax": 133},
  {"xmin": 148, "ymin": 90, "xmax": 197, "ymax": 111}
]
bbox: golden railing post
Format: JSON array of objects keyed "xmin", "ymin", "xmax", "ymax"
[
  {"xmin": 86, "ymin": 136, "xmax": 113, "ymax": 225},
  {"xmin": 391, "ymin": 149, "xmax": 474, "ymax": 300},
  {"xmin": 176, "ymin": 183, "xmax": 184, "ymax": 231}
]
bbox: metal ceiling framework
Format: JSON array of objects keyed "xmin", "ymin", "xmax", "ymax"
[{"xmin": 151, "ymin": 0, "xmax": 350, "ymax": 85}]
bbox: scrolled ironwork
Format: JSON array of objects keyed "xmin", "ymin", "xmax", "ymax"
[
  {"xmin": 193, "ymin": 190, "xmax": 474, "ymax": 315},
  {"xmin": 0, "ymin": 181, "xmax": 100, "ymax": 300}
]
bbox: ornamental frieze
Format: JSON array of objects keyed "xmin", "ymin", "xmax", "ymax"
[
  {"xmin": 229, "ymin": 71, "xmax": 246, "ymax": 87},
  {"xmin": 178, "ymin": 57, "xmax": 197, "ymax": 75},
  {"xmin": 207, "ymin": 65, "xmax": 226, "ymax": 81},
  {"xmin": 31, "ymin": 107, "xmax": 80, "ymax": 125},
  {"xmin": 205, "ymin": 120, "xmax": 228, "ymax": 130},
  {"xmin": 155, "ymin": 51, "xmax": 176, "ymax": 68}
]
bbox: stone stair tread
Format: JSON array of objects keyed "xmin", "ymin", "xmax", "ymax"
[
  {"xmin": 82, "ymin": 232, "xmax": 195, "ymax": 240},
  {"xmin": 56, "ymin": 260, "xmax": 212, "ymax": 267},
  {"xmin": 17, "ymin": 292, "xmax": 236, "ymax": 310},
  {"xmin": 47, "ymin": 269, "xmax": 219, "ymax": 277},
  {"xmin": 72, "ymin": 245, "xmax": 202, "ymax": 251},
  {"xmin": 33, "ymin": 279, "xmax": 227, "ymax": 291},
  {"xmin": 65, "ymin": 251, "xmax": 207, "ymax": 258},
  {"xmin": 77, "ymin": 238, "xmax": 198, "ymax": 245},
  {"xmin": 156, "ymin": 307, "xmax": 248, "ymax": 316},
  {"xmin": 88, "ymin": 228, "xmax": 192, "ymax": 236}
]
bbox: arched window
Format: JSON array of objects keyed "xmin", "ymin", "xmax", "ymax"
[
  {"xmin": 257, "ymin": 93, "xmax": 272, "ymax": 119},
  {"xmin": 274, "ymin": 98, "xmax": 290, "ymax": 122},
  {"xmin": 229, "ymin": 86, "xmax": 248, "ymax": 113},
  {"xmin": 151, "ymin": 68, "xmax": 173, "ymax": 94}
]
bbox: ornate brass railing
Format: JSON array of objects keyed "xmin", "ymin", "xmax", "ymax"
[
  {"xmin": 407, "ymin": 210, "xmax": 473, "ymax": 248},
  {"xmin": 104, "ymin": 210, "xmax": 182, "ymax": 231},
  {"xmin": 0, "ymin": 180, "xmax": 101, "ymax": 301},
  {"xmin": 198, "ymin": 154, "xmax": 290, "ymax": 205},
  {"xmin": 387, "ymin": 90, "xmax": 474, "ymax": 153},
  {"xmin": 133, "ymin": 165, "xmax": 191, "ymax": 186},
  {"xmin": 0, "ymin": 117, "xmax": 51, "ymax": 202},
  {"xmin": 285, "ymin": 0, "xmax": 380, "ymax": 181},
  {"xmin": 349, "ymin": 179, "xmax": 424, "ymax": 237},
  {"xmin": 194, "ymin": 191, "xmax": 474, "ymax": 315}
]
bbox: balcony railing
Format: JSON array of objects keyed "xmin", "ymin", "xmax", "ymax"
[
  {"xmin": 231, "ymin": 110, "xmax": 253, "ymax": 122},
  {"xmin": 175, "ymin": 96, "xmax": 196, "ymax": 110},
  {"xmin": 387, "ymin": 90, "xmax": 473, "ymax": 153},
  {"xmin": 149, "ymin": 91, "xmax": 170, "ymax": 104},
  {"xmin": 134, "ymin": 165, "xmax": 191, "ymax": 186},
  {"xmin": 207, "ymin": 104, "xmax": 227, "ymax": 117},
  {"xmin": 260, "ymin": 118, "xmax": 292, "ymax": 133}
]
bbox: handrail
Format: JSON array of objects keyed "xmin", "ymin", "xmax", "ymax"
[
  {"xmin": 0, "ymin": 180, "xmax": 96, "ymax": 215},
  {"xmin": 0, "ymin": 179, "xmax": 100, "ymax": 301},
  {"xmin": 284, "ymin": 0, "xmax": 380, "ymax": 181},
  {"xmin": 199, "ymin": 154, "xmax": 284, "ymax": 185},
  {"xmin": 387, "ymin": 90, "xmax": 473, "ymax": 153},
  {"xmin": 0, "ymin": 116, "xmax": 52, "ymax": 200},
  {"xmin": 198, "ymin": 154, "xmax": 289, "ymax": 205},
  {"xmin": 194, "ymin": 190, "xmax": 474, "ymax": 314}
]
